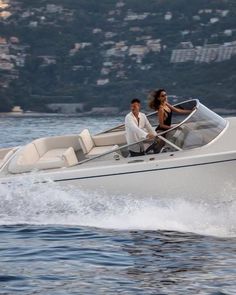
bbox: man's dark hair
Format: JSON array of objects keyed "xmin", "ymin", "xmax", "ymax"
[{"xmin": 131, "ymin": 98, "xmax": 141, "ymax": 104}]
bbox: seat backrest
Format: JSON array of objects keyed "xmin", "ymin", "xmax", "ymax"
[
  {"xmin": 78, "ymin": 129, "xmax": 94, "ymax": 154},
  {"xmin": 62, "ymin": 147, "xmax": 78, "ymax": 167},
  {"xmin": 8, "ymin": 143, "xmax": 40, "ymax": 173},
  {"xmin": 34, "ymin": 135, "xmax": 80, "ymax": 157},
  {"xmin": 17, "ymin": 143, "xmax": 40, "ymax": 165},
  {"xmin": 93, "ymin": 130, "xmax": 126, "ymax": 146}
]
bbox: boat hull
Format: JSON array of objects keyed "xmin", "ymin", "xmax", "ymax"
[
  {"xmin": 3, "ymin": 150, "xmax": 228, "ymax": 201},
  {"xmin": 57, "ymin": 159, "xmax": 235, "ymax": 200},
  {"xmin": 1, "ymin": 146, "xmax": 236, "ymax": 201}
]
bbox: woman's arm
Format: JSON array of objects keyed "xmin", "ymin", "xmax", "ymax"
[{"xmin": 167, "ymin": 102, "xmax": 192, "ymax": 114}]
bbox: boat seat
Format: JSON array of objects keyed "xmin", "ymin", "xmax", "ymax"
[
  {"xmin": 78, "ymin": 129, "xmax": 120, "ymax": 158},
  {"xmin": 92, "ymin": 130, "xmax": 126, "ymax": 146},
  {"xmin": 8, "ymin": 135, "xmax": 79, "ymax": 174}
]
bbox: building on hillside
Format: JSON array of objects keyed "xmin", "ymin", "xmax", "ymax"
[
  {"xmin": 0, "ymin": 44, "xmax": 9, "ymax": 54},
  {"xmin": 29, "ymin": 21, "xmax": 38, "ymax": 28},
  {"xmin": 178, "ymin": 42, "xmax": 194, "ymax": 49},
  {"xmin": 10, "ymin": 36, "xmax": 19, "ymax": 43},
  {"xmin": 146, "ymin": 39, "xmax": 161, "ymax": 52},
  {"xmin": 224, "ymin": 29, "xmax": 232, "ymax": 37},
  {"xmin": 12, "ymin": 106, "xmax": 23, "ymax": 113},
  {"xmin": 97, "ymin": 78, "xmax": 109, "ymax": 86},
  {"xmin": 164, "ymin": 11, "xmax": 172, "ymax": 21},
  {"xmin": 69, "ymin": 42, "xmax": 91, "ymax": 56},
  {"xmin": 93, "ymin": 28, "xmax": 102, "ymax": 34},
  {"xmin": 0, "ymin": 37, "xmax": 7, "ymax": 44},
  {"xmin": 129, "ymin": 45, "xmax": 148, "ymax": 57},
  {"xmin": 171, "ymin": 42, "xmax": 236, "ymax": 64},
  {"xmin": 195, "ymin": 44, "xmax": 219, "ymax": 63},
  {"xmin": 125, "ymin": 11, "xmax": 149, "ymax": 21},
  {"xmin": 0, "ymin": 10, "xmax": 11, "ymax": 19},
  {"xmin": 170, "ymin": 48, "xmax": 196, "ymax": 63},
  {"xmin": 210, "ymin": 17, "xmax": 219, "ymax": 24},
  {"xmin": 0, "ymin": 1, "xmax": 9, "ymax": 9},
  {"xmin": 116, "ymin": 1, "xmax": 125, "ymax": 8},
  {"xmin": 216, "ymin": 46, "xmax": 234, "ymax": 62},
  {"xmin": 0, "ymin": 60, "xmax": 14, "ymax": 70}
]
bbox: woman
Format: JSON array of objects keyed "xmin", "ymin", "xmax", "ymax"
[
  {"xmin": 145, "ymin": 89, "xmax": 193, "ymax": 153},
  {"xmin": 149, "ymin": 89, "xmax": 192, "ymax": 131}
]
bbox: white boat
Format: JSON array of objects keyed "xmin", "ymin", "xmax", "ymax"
[{"xmin": 0, "ymin": 99, "xmax": 235, "ymax": 200}]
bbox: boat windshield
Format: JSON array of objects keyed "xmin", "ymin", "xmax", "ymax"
[{"xmin": 162, "ymin": 100, "xmax": 227, "ymax": 150}]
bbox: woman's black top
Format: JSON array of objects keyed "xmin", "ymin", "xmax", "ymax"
[{"xmin": 155, "ymin": 109, "xmax": 172, "ymax": 131}]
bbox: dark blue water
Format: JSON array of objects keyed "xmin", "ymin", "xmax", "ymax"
[
  {"xmin": 0, "ymin": 116, "xmax": 236, "ymax": 294},
  {"xmin": 1, "ymin": 225, "xmax": 236, "ymax": 294}
]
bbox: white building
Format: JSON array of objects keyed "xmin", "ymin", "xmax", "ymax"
[
  {"xmin": 164, "ymin": 12, "xmax": 172, "ymax": 21},
  {"xmin": 29, "ymin": 21, "xmax": 38, "ymax": 28},
  {"xmin": 129, "ymin": 45, "xmax": 148, "ymax": 57},
  {"xmin": 171, "ymin": 42, "xmax": 236, "ymax": 64},
  {"xmin": 93, "ymin": 28, "xmax": 102, "ymax": 34},
  {"xmin": 170, "ymin": 49, "xmax": 195, "ymax": 63},
  {"xmin": 146, "ymin": 39, "xmax": 161, "ymax": 52},
  {"xmin": 125, "ymin": 11, "xmax": 149, "ymax": 21},
  {"xmin": 0, "ymin": 11, "xmax": 11, "ymax": 19},
  {"xmin": 224, "ymin": 29, "xmax": 232, "ymax": 37},
  {"xmin": 0, "ymin": 60, "xmax": 14, "ymax": 70},
  {"xmin": 97, "ymin": 78, "xmax": 109, "ymax": 86},
  {"xmin": 210, "ymin": 17, "xmax": 219, "ymax": 24}
]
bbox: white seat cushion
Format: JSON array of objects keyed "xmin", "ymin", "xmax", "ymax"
[
  {"xmin": 87, "ymin": 146, "xmax": 114, "ymax": 157},
  {"xmin": 86, "ymin": 145, "xmax": 119, "ymax": 158},
  {"xmin": 17, "ymin": 143, "xmax": 40, "ymax": 165},
  {"xmin": 38, "ymin": 148, "xmax": 68, "ymax": 163},
  {"xmin": 93, "ymin": 131, "xmax": 126, "ymax": 146},
  {"xmin": 34, "ymin": 135, "xmax": 80, "ymax": 157},
  {"xmin": 62, "ymin": 147, "xmax": 78, "ymax": 167},
  {"xmin": 8, "ymin": 146, "xmax": 78, "ymax": 173},
  {"xmin": 78, "ymin": 129, "xmax": 94, "ymax": 154}
]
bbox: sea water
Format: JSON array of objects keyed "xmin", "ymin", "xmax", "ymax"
[{"xmin": 0, "ymin": 116, "xmax": 236, "ymax": 294}]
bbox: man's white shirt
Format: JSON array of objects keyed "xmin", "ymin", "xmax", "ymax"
[{"xmin": 125, "ymin": 112, "xmax": 155, "ymax": 152}]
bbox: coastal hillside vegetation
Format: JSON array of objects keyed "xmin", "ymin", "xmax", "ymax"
[{"xmin": 0, "ymin": 0, "xmax": 236, "ymax": 112}]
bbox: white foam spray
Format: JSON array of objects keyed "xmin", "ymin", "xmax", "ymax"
[{"xmin": 0, "ymin": 175, "xmax": 236, "ymax": 238}]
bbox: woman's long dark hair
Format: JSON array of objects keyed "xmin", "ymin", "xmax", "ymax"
[{"xmin": 148, "ymin": 89, "xmax": 166, "ymax": 110}]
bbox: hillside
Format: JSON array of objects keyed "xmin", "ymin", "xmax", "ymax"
[{"xmin": 0, "ymin": 0, "xmax": 236, "ymax": 112}]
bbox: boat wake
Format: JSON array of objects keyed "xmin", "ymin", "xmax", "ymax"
[{"xmin": 0, "ymin": 176, "xmax": 236, "ymax": 238}]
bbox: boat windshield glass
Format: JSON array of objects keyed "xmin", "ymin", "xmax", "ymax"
[{"xmin": 163, "ymin": 100, "xmax": 227, "ymax": 150}]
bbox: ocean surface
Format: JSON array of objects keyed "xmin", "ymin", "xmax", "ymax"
[{"xmin": 0, "ymin": 115, "xmax": 236, "ymax": 294}]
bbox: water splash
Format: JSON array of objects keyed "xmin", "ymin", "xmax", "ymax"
[{"xmin": 0, "ymin": 175, "xmax": 236, "ymax": 237}]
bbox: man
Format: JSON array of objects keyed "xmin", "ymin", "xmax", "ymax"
[{"xmin": 125, "ymin": 98, "xmax": 156, "ymax": 157}]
